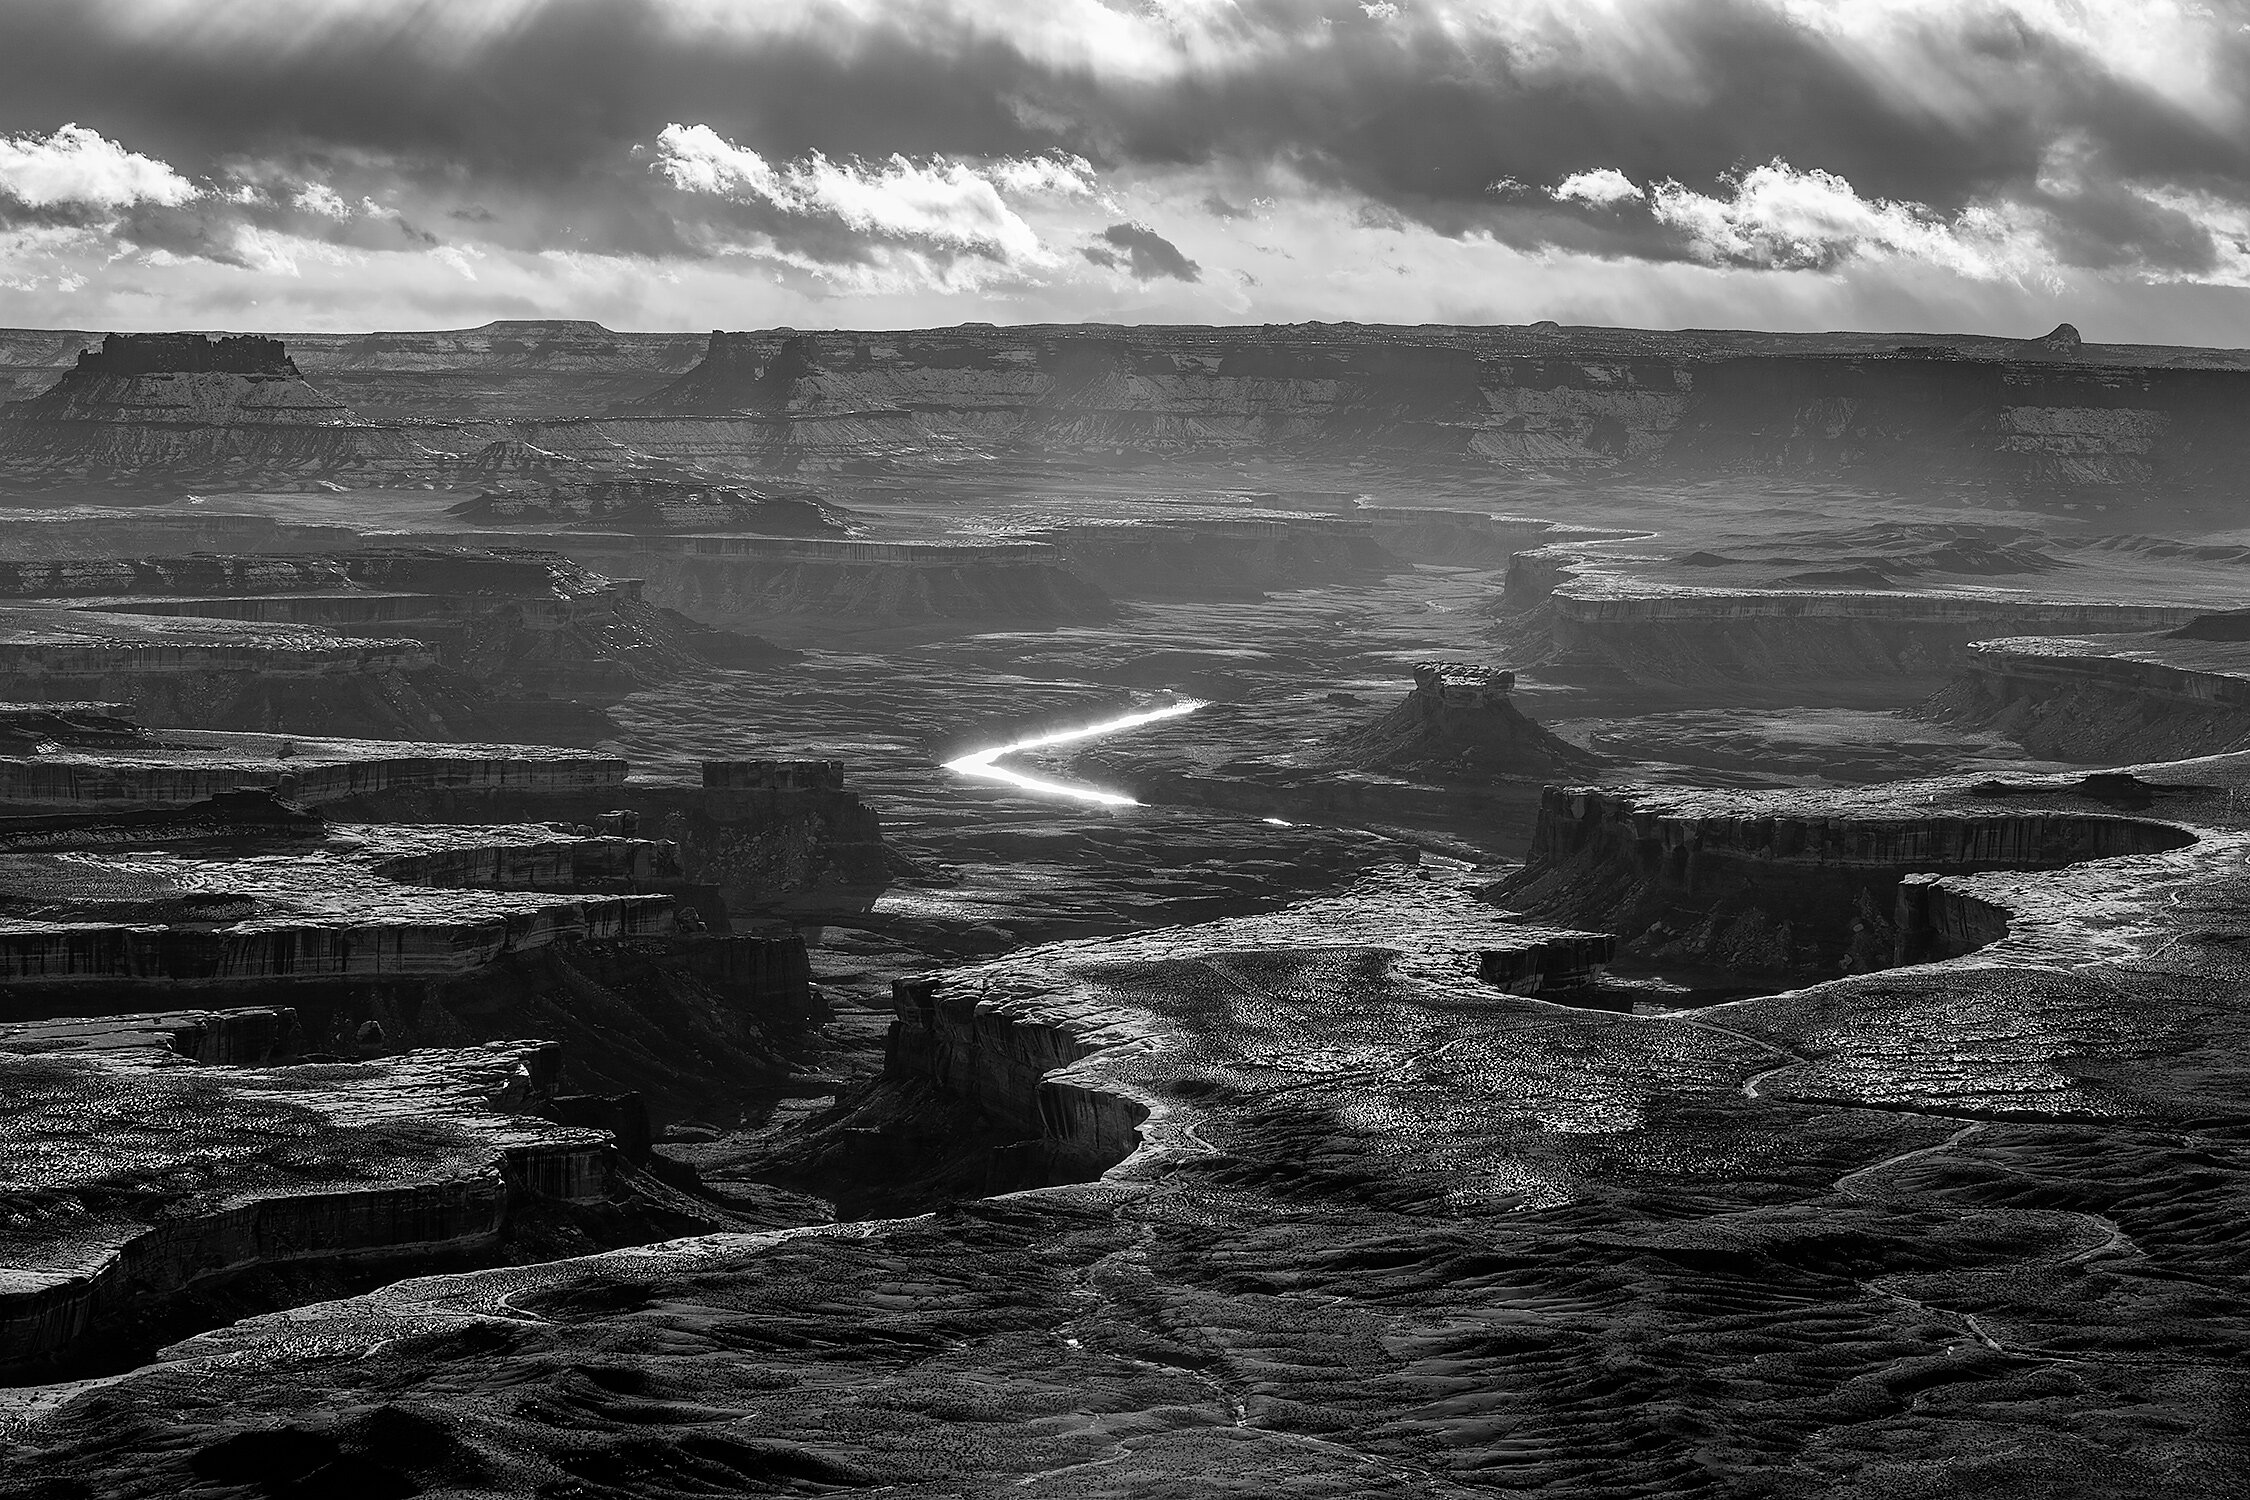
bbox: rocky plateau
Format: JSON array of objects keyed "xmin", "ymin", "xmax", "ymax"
[{"xmin": 0, "ymin": 316, "xmax": 2244, "ymax": 1497}]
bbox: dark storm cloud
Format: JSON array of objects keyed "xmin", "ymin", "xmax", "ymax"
[
  {"xmin": 1084, "ymin": 223, "xmax": 1202, "ymax": 283},
  {"xmin": 1, "ymin": 1, "xmax": 2245, "ymax": 280}
]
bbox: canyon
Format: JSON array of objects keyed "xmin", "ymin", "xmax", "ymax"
[{"xmin": 0, "ymin": 319, "xmax": 2244, "ymax": 1497}]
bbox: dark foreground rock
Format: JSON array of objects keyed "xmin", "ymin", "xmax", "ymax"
[{"xmin": 6, "ymin": 787, "xmax": 2246, "ymax": 1493}]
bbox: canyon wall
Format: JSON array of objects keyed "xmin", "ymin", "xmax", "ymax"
[
  {"xmin": 1501, "ymin": 784, "xmax": 2195, "ymax": 978},
  {"xmin": 885, "ymin": 971, "xmax": 1150, "ymax": 1183}
]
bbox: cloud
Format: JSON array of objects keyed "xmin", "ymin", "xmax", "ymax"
[
  {"xmin": 982, "ymin": 154, "xmax": 1097, "ymax": 198},
  {"xmin": 291, "ymin": 181, "xmax": 352, "ymax": 218},
  {"xmin": 2, "ymin": 2, "xmax": 2249, "ymax": 331},
  {"xmin": 0, "ymin": 124, "xmax": 197, "ymax": 213},
  {"xmin": 1084, "ymin": 222, "xmax": 1200, "ymax": 282},
  {"xmin": 653, "ymin": 122, "xmax": 1056, "ymax": 276},
  {"xmin": 1551, "ymin": 169, "xmax": 1643, "ymax": 208}
]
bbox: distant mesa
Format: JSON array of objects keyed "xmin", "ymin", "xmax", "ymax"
[
  {"xmin": 73, "ymin": 332, "xmax": 300, "ymax": 378},
  {"xmin": 0, "ymin": 331, "xmax": 436, "ymax": 492},
  {"xmin": 2031, "ymin": 322, "xmax": 2083, "ymax": 354},
  {"xmin": 468, "ymin": 319, "xmax": 617, "ymax": 336}
]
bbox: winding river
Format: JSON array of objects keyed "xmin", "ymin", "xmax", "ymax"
[{"xmin": 942, "ymin": 699, "xmax": 1203, "ymax": 806}]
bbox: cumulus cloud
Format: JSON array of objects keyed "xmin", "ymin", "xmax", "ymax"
[
  {"xmin": 1551, "ymin": 169, "xmax": 1643, "ymax": 208},
  {"xmin": 0, "ymin": 124, "xmax": 197, "ymax": 212},
  {"xmin": 1648, "ymin": 159, "xmax": 2048, "ymax": 280},
  {"xmin": 1083, "ymin": 222, "xmax": 1200, "ymax": 282},
  {"xmin": 291, "ymin": 182, "xmax": 352, "ymax": 218},
  {"xmin": 982, "ymin": 155, "xmax": 1098, "ymax": 198},
  {"xmin": 654, "ymin": 122, "xmax": 1055, "ymax": 275}
]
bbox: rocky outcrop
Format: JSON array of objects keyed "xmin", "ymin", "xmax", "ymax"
[{"xmin": 1332, "ymin": 661, "xmax": 1602, "ymax": 777}]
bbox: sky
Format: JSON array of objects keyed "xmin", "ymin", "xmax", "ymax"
[{"xmin": 3, "ymin": 0, "xmax": 2250, "ymax": 342}]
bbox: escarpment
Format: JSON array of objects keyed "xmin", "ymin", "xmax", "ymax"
[{"xmin": 562, "ymin": 323, "xmax": 2250, "ymax": 503}]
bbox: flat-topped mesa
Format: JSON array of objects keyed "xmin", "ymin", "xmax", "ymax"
[
  {"xmin": 1332, "ymin": 661, "xmax": 1603, "ymax": 778},
  {"xmin": 0, "ymin": 331, "xmax": 437, "ymax": 491},
  {"xmin": 73, "ymin": 331, "xmax": 299, "ymax": 378},
  {"xmin": 1501, "ymin": 782, "xmax": 2197, "ymax": 979}
]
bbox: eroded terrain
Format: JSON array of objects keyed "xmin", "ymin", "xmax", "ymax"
[{"xmin": 0, "ymin": 320, "xmax": 2244, "ymax": 1495}]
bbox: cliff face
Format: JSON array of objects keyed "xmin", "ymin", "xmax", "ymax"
[
  {"xmin": 1500, "ymin": 784, "xmax": 2196, "ymax": 980},
  {"xmin": 609, "ymin": 324, "xmax": 2250, "ymax": 500},
  {"xmin": 8, "ymin": 321, "xmax": 2248, "ymax": 499}
]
